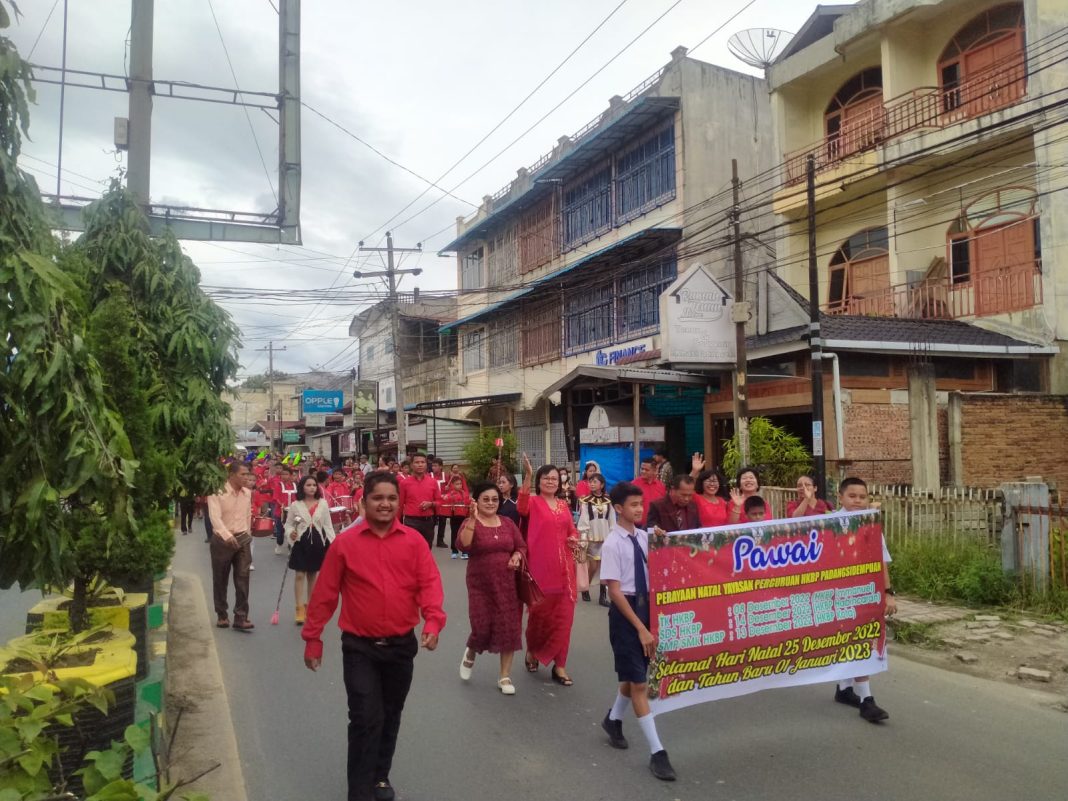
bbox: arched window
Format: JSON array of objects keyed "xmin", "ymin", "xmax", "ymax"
[
  {"xmin": 939, "ymin": 4, "xmax": 1025, "ymax": 119},
  {"xmin": 824, "ymin": 67, "xmax": 883, "ymax": 161},
  {"xmin": 827, "ymin": 227, "xmax": 890, "ymax": 313},
  {"xmin": 947, "ymin": 186, "xmax": 1039, "ymax": 316}
]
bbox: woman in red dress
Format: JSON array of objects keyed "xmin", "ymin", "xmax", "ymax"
[
  {"xmin": 786, "ymin": 474, "xmax": 833, "ymax": 517},
  {"xmin": 728, "ymin": 466, "xmax": 774, "ymax": 523},
  {"xmin": 518, "ymin": 454, "xmax": 580, "ymax": 686},
  {"xmin": 456, "ymin": 481, "xmax": 526, "ymax": 695}
]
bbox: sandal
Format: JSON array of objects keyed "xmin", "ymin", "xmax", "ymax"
[
  {"xmin": 524, "ymin": 653, "xmax": 538, "ymax": 672},
  {"xmin": 551, "ymin": 667, "xmax": 573, "ymax": 687},
  {"xmin": 497, "ymin": 677, "xmax": 516, "ymax": 695},
  {"xmin": 459, "ymin": 649, "xmax": 475, "ymax": 681}
]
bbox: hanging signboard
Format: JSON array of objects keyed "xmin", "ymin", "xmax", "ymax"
[
  {"xmin": 302, "ymin": 389, "xmax": 344, "ymax": 413},
  {"xmin": 282, "ymin": 429, "xmax": 300, "ymax": 443},
  {"xmin": 659, "ymin": 263, "xmax": 736, "ymax": 365},
  {"xmin": 305, "ymin": 413, "xmax": 327, "ymax": 427},
  {"xmin": 352, "ymin": 381, "xmax": 378, "ymax": 427}
]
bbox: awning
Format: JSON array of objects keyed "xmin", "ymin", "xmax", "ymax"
[
  {"xmin": 538, "ymin": 365, "xmax": 710, "ymax": 402},
  {"xmin": 306, "ymin": 426, "xmax": 354, "ymax": 440},
  {"xmin": 406, "ymin": 392, "xmax": 522, "ymax": 411},
  {"xmin": 439, "ymin": 96, "xmax": 680, "ymax": 254},
  {"xmin": 440, "ymin": 227, "xmax": 682, "ymax": 333}
]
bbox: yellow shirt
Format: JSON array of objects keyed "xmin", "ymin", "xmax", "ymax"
[{"xmin": 207, "ymin": 481, "xmax": 252, "ymax": 539}]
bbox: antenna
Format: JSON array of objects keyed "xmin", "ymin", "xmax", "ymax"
[{"xmin": 727, "ymin": 28, "xmax": 793, "ymax": 69}]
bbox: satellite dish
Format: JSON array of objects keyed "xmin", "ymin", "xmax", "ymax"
[{"xmin": 727, "ymin": 28, "xmax": 793, "ymax": 69}]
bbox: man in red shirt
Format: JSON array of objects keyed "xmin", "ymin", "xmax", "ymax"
[
  {"xmin": 397, "ymin": 454, "xmax": 440, "ymax": 548},
  {"xmin": 430, "ymin": 457, "xmax": 448, "ymax": 548},
  {"xmin": 303, "ymin": 473, "xmax": 445, "ymax": 801},
  {"xmin": 271, "ymin": 465, "xmax": 299, "ymax": 554},
  {"xmin": 634, "ymin": 458, "xmax": 667, "ymax": 527}
]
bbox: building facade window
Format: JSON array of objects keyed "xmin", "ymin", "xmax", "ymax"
[
  {"xmin": 488, "ymin": 227, "xmax": 518, "ymax": 288},
  {"xmin": 617, "ymin": 257, "xmax": 677, "ymax": 338},
  {"xmin": 520, "ymin": 299, "xmax": 562, "ymax": 367},
  {"xmin": 827, "ymin": 227, "xmax": 890, "ymax": 314},
  {"xmin": 563, "ymin": 164, "xmax": 612, "ymax": 248},
  {"xmin": 518, "ymin": 195, "xmax": 560, "ymax": 275},
  {"xmin": 946, "ymin": 186, "xmax": 1039, "ymax": 316},
  {"xmin": 824, "ymin": 67, "xmax": 883, "ymax": 161},
  {"xmin": 462, "ymin": 327, "xmax": 486, "ymax": 373},
  {"xmin": 939, "ymin": 3, "xmax": 1025, "ymax": 120},
  {"xmin": 615, "ymin": 125, "xmax": 676, "ymax": 223},
  {"xmin": 488, "ymin": 317, "xmax": 518, "ymax": 369},
  {"xmin": 564, "ymin": 282, "xmax": 614, "ymax": 353},
  {"xmin": 461, "ymin": 247, "xmax": 484, "ymax": 290}
]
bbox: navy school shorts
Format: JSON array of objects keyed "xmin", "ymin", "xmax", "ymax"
[{"xmin": 608, "ymin": 593, "xmax": 651, "ymax": 684}]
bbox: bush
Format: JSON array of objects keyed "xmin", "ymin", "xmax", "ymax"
[
  {"xmin": 71, "ymin": 509, "xmax": 175, "ymax": 588},
  {"xmin": 462, "ymin": 428, "xmax": 517, "ymax": 485},
  {"xmin": 722, "ymin": 417, "xmax": 813, "ymax": 489},
  {"xmin": 889, "ymin": 539, "xmax": 1013, "ymax": 606}
]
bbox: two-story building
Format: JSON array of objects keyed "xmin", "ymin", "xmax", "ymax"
[
  {"xmin": 709, "ymin": 0, "xmax": 1067, "ymax": 487},
  {"xmin": 439, "ymin": 47, "xmax": 775, "ymax": 471}
]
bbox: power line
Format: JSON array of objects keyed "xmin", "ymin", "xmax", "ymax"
[{"xmin": 26, "ymin": 0, "xmax": 61, "ymax": 60}]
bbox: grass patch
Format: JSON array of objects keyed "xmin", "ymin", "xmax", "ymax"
[
  {"xmin": 890, "ymin": 538, "xmax": 1068, "ymax": 618},
  {"xmin": 890, "ymin": 540, "xmax": 1013, "ymax": 606},
  {"xmin": 889, "ymin": 620, "xmax": 941, "ymax": 647}
]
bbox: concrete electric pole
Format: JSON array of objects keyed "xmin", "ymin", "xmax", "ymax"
[
  {"xmin": 256, "ymin": 341, "xmax": 286, "ymax": 448},
  {"xmin": 731, "ymin": 159, "xmax": 751, "ymax": 466},
  {"xmin": 355, "ymin": 233, "xmax": 423, "ymax": 459}
]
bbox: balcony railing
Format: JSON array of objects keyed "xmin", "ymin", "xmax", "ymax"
[
  {"xmin": 824, "ymin": 263, "xmax": 1042, "ymax": 320},
  {"xmin": 784, "ymin": 53, "xmax": 1027, "ymax": 186}
]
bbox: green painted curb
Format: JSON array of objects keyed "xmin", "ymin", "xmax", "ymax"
[
  {"xmin": 148, "ymin": 602, "xmax": 165, "ymax": 629},
  {"xmin": 137, "ymin": 660, "xmax": 165, "ymax": 713}
]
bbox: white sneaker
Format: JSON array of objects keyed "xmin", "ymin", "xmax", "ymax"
[
  {"xmin": 274, "ymin": 544, "xmax": 284, "ymax": 555},
  {"xmin": 249, "ymin": 564, "xmax": 256, "ymax": 571}
]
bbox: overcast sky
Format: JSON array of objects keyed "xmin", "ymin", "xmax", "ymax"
[{"xmin": 10, "ymin": 0, "xmax": 832, "ymax": 377}]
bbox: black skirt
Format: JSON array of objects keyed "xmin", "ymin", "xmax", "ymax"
[{"xmin": 288, "ymin": 526, "xmax": 329, "ymax": 572}]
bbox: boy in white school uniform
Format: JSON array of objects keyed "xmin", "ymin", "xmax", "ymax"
[{"xmin": 598, "ymin": 481, "xmax": 676, "ymax": 781}]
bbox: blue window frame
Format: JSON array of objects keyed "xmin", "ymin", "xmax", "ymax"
[
  {"xmin": 563, "ymin": 165, "xmax": 612, "ymax": 248},
  {"xmin": 615, "ymin": 126, "xmax": 676, "ymax": 223},
  {"xmin": 564, "ymin": 282, "xmax": 614, "ymax": 353},
  {"xmin": 617, "ymin": 258, "xmax": 677, "ymax": 338}
]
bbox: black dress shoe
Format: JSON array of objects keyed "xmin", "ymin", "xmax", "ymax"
[
  {"xmin": 601, "ymin": 712, "xmax": 628, "ymax": 749},
  {"xmin": 581, "ymin": 590, "xmax": 591, "ymax": 602},
  {"xmin": 649, "ymin": 749, "xmax": 676, "ymax": 781},
  {"xmin": 373, "ymin": 780, "xmax": 395, "ymax": 801}
]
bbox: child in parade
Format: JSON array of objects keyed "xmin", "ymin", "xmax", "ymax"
[
  {"xmin": 284, "ymin": 475, "xmax": 337, "ymax": 625},
  {"xmin": 832, "ymin": 477, "xmax": 896, "ymax": 723},
  {"xmin": 272, "ymin": 466, "xmax": 299, "ymax": 555},
  {"xmin": 577, "ymin": 473, "xmax": 615, "ymax": 606},
  {"xmin": 743, "ymin": 495, "xmax": 767, "ymax": 522},
  {"xmin": 439, "ymin": 475, "xmax": 471, "ymax": 559},
  {"xmin": 599, "ymin": 482, "xmax": 676, "ymax": 782}
]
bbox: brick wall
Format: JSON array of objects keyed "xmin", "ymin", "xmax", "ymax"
[
  {"xmin": 958, "ymin": 394, "xmax": 1068, "ymax": 490},
  {"xmin": 840, "ymin": 401, "xmax": 913, "ymax": 485}
]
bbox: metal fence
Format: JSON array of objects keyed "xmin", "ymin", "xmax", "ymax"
[{"xmin": 1008, "ymin": 498, "xmax": 1068, "ymax": 592}]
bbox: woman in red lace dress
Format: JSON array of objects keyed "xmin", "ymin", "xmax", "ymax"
[
  {"xmin": 456, "ymin": 482, "xmax": 526, "ymax": 694},
  {"xmin": 518, "ymin": 455, "xmax": 581, "ymax": 686}
]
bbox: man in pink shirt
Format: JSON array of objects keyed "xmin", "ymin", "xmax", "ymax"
[
  {"xmin": 207, "ymin": 462, "xmax": 254, "ymax": 631},
  {"xmin": 398, "ymin": 454, "xmax": 440, "ymax": 548},
  {"xmin": 634, "ymin": 458, "xmax": 666, "ymax": 527}
]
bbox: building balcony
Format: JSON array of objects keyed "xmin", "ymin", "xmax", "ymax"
[
  {"xmin": 781, "ymin": 54, "xmax": 1027, "ymax": 189},
  {"xmin": 824, "ymin": 263, "xmax": 1042, "ymax": 321}
]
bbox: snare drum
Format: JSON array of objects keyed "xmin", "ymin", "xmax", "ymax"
[
  {"xmin": 251, "ymin": 516, "xmax": 276, "ymax": 537},
  {"xmin": 329, "ymin": 506, "xmax": 349, "ymax": 528}
]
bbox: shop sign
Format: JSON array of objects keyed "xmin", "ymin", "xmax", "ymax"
[
  {"xmin": 305, "ymin": 413, "xmax": 327, "ymax": 427},
  {"xmin": 282, "ymin": 429, "xmax": 300, "ymax": 443},
  {"xmin": 302, "ymin": 389, "xmax": 344, "ymax": 413},
  {"xmin": 660, "ymin": 264, "xmax": 736, "ymax": 365},
  {"xmin": 352, "ymin": 380, "xmax": 378, "ymax": 427}
]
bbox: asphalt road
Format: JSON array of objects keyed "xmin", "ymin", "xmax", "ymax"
[{"xmin": 4, "ymin": 519, "xmax": 1062, "ymax": 801}]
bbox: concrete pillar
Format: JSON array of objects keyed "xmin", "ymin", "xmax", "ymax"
[
  {"xmin": 1000, "ymin": 482, "xmax": 1051, "ymax": 589},
  {"xmin": 947, "ymin": 391, "xmax": 963, "ymax": 487},
  {"xmin": 907, "ymin": 363, "xmax": 939, "ymax": 491}
]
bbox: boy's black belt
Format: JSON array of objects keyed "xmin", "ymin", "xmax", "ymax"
[{"xmin": 343, "ymin": 630, "xmax": 415, "ymax": 647}]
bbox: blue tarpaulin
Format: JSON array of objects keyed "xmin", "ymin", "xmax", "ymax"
[{"xmin": 578, "ymin": 444, "xmax": 654, "ymax": 491}]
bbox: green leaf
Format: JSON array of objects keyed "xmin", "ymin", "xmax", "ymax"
[
  {"xmin": 87, "ymin": 745, "xmax": 127, "ymax": 780},
  {"xmin": 123, "ymin": 723, "xmax": 149, "ymax": 754},
  {"xmin": 85, "ymin": 778, "xmax": 141, "ymax": 801},
  {"xmin": 16, "ymin": 750, "xmax": 44, "ymax": 776}
]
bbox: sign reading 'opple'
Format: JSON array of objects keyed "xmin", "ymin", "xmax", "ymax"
[
  {"xmin": 659, "ymin": 263, "xmax": 736, "ymax": 365},
  {"xmin": 302, "ymin": 389, "xmax": 344, "ymax": 413}
]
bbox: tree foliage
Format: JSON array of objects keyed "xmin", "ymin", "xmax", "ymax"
[
  {"xmin": 241, "ymin": 370, "xmax": 291, "ymax": 390},
  {"xmin": 721, "ymin": 417, "xmax": 813, "ymax": 489},
  {"xmin": 462, "ymin": 428, "xmax": 517, "ymax": 485},
  {"xmin": 0, "ymin": 5, "xmax": 238, "ymax": 625}
]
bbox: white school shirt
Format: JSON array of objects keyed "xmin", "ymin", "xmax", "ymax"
[{"xmin": 599, "ymin": 523, "xmax": 649, "ymax": 595}]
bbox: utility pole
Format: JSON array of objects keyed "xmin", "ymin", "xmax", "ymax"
[
  {"xmin": 355, "ymin": 233, "xmax": 423, "ymax": 459},
  {"xmin": 731, "ymin": 159, "xmax": 751, "ymax": 465},
  {"xmin": 127, "ymin": 0, "xmax": 154, "ymax": 204},
  {"xmin": 256, "ymin": 341, "xmax": 286, "ymax": 449},
  {"xmin": 806, "ymin": 155, "xmax": 827, "ymax": 495}
]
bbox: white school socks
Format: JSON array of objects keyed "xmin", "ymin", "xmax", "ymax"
[
  {"xmin": 838, "ymin": 679, "xmax": 854, "ymax": 690},
  {"xmin": 609, "ymin": 692, "xmax": 630, "ymax": 721},
  {"xmin": 637, "ymin": 713, "xmax": 664, "ymax": 754},
  {"xmin": 854, "ymin": 680, "xmax": 872, "ymax": 700}
]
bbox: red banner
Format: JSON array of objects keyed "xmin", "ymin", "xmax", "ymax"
[{"xmin": 648, "ymin": 510, "xmax": 888, "ymax": 713}]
